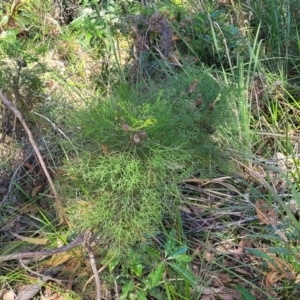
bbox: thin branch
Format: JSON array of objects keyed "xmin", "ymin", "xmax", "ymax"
[
  {"xmin": 0, "ymin": 234, "xmax": 83, "ymax": 262},
  {"xmin": 0, "ymin": 90, "xmax": 68, "ymax": 224},
  {"xmin": 83, "ymin": 254, "xmax": 116, "ymax": 291},
  {"xmin": 83, "ymin": 231, "xmax": 102, "ymax": 300},
  {"xmin": 19, "ymin": 259, "xmax": 72, "ymax": 285},
  {"xmin": 114, "ymin": 278, "xmax": 119, "ymax": 300}
]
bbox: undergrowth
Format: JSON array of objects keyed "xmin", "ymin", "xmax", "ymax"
[
  {"xmin": 58, "ymin": 67, "xmax": 243, "ymax": 253},
  {"xmin": 0, "ymin": 0, "xmax": 300, "ymax": 299}
]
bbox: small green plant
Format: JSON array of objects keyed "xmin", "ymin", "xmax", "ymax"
[
  {"xmin": 105, "ymin": 229, "xmax": 197, "ymax": 300},
  {"xmin": 69, "ymin": 4, "xmax": 107, "ymax": 49},
  {"xmin": 0, "ymin": 37, "xmax": 46, "ymax": 141},
  {"xmin": 58, "ymin": 67, "xmax": 243, "ymax": 253}
]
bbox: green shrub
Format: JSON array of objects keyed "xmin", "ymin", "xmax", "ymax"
[
  {"xmin": 0, "ymin": 30, "xmax": 46, "ymax": 113},
  {"xmin": 58, "ymin": 67, "xmax": 244, "ymax": 253}
]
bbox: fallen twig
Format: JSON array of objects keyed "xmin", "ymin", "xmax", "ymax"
[
  {"xmin": 0, "ymin": 234, "xmax": 83, "ymax": 262},
  {"xmin": 0, "ymin": 90, "xmax": 68, "ymax": 224},
  {"xmin": 83, "ymin": 254, "xmax": 116, "ymax": 291},
  {"xmin": 83, "ymin": 231, "xmax": 102, "ymax": 300},
  {"xmin": 19, "ymin": 259, "xmax": 72, "ymax": 285}
]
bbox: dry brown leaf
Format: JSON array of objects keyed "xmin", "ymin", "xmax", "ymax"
[
  {"xmin": 267, "ymin": 254, "xmax": 293, "ymax": 273},
  {"xmin": 10, "ymin": 231, "xmax": 49, "ymax": 245},
  {"xmin": 178, "ymin": 205, "xmax": 192, "ymax": 214},
  {"xmin": 204, "ymin": 250, "xmax": 215, "ymax": 261},
  {"xmin": 255, "ymin": 200, "xmax": 277, "ymax": 226},
  {"xmin": 201, "ymin": 286, "xmax": 225, "ymax": 295},
  {"xmin": 192, "ymin": 264, "xmax": 199, "ymax": 276},
  {"xmin": 46, "ymin": 252, "xmax": 75, "ymax": 267},
  {"xmin": 234, "ymin": 267, "xmax": 253, "ymax": 276},
  {"xmin": 201, "ymin": 287, "xmax": 241, "ymax": 299},
  {"xmin": 212, "ymin": 272, "xmax": 232, "ymax": 286},
  {"xmin": 101, "ymin": 144, "xmax": 111, "ymax": 156},
  {"xmin": 31, "ymin": 185, "xmax": 43, "ymax": 197},
  {"xmin": 17, "ymin": 284, "xmax": 41, "ymax": 300},
  {"xmin": 200, "ymin": 296, "xmax": 216, "ymax": 300},
  {"xmin": 3, "ymin": 290, "xmax": 16, "ymax": 300},
  {"xmin": 41, "ymin": 290, "xmax": 64, "ymax": 300},
  {"xmin": 23, "ymin": 161, "xmax": 32, "ymax": 170},
  {"xmin": 265, "ymin": 271, "xmax": 284, "ymax": 286},
  {"xmin": 1, "ymin": 215, "xmax": 20, "ymax": 231},
  {"xmin": 217, "ymin": 290, "xmax": 241, "ymax": 300},
  {"xmin": 264, "ymin": 254, "xmax": 296, "ymax": 286},
  {"xmin": 18, "ymin": 203, "xmax": 39, "ymax": 214}
]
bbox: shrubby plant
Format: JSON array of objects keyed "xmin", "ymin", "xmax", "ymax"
[
  {"xmin": 58, "ymin": 66, "xmax": 243, "ymax": 253},
  {"xmin": 112, "ymin": 229, "xmax": 197, "ymax": 299},
  {"xmin": 0, "ymin": 29, "xmax": 46, "ymax": 139}
]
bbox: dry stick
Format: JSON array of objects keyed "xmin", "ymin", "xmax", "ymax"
[
  {"xmin": 19, "ymin": 259, "xmax": 71, "ymax": 286},
  {"xmin": 83, "ymin": 254, "xmax": 116, "ymax": 291},
  {"xmin": 86, "ymin": 246, "xmax": 102, "ymax": 300},
  {"xmin": 114, "ymin": 279, "xmax": 119, "ymax": 300},
  {"xmin": 0, "ymin": 234, "xmax": 83, "ymax": 262},
  {"xmin": 83, "ymin": 232, "xmax": 102, "ymax": 300},
  {"xmin": 16, "ymin": 260, "xmax": 54, "ymax": 300},
  {"xmin": 0, "ymin": 91, "xmax": 67, "ymax": 224}
]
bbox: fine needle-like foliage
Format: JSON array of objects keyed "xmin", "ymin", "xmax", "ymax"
[{"xmin": 58, "ymin": 67, "xmax": 244, "ymax": 253}]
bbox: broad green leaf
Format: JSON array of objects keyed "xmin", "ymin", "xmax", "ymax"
[
  {"xmin": 164, "ymin": 230, "xmax": 176, "ymax": 256},
  {"xmin": 107, "ymin": 255, "xmax": 121, "ymax": 273},
  {"xmin": 145, "ymin": 245, "xmax": 161, "ymax": 260},
  {"xmin": 168, "ymin": 263, "xmax": 197, "ymax": 286},
  {"xmin": 172, "ymin": 254, "xmax": 192, "ymax": 263},
  {"xmin": 167, "ymin": 246, "xmax": 188, "ymax": 260},
  {"xmin": 147, "ymin": 262, "xmax": 165, "ymax": 288},
  {"xmin": 132, "ymin": 264, "xmax": 143, "ymax": 277},
  {"xmin": 235, "ymin": 285, "xmax": 256, "ymax": 300},
  {"xmin": 136, "ymin": 290, "xmax": 147, "ymax": 300},
  {"xmin": 149, "ymin": 287, "xmax": 164, "ymax": 300},
  {"xmin": 120, "ymin": 280, "xmax": 135, "ymax": 300}
]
